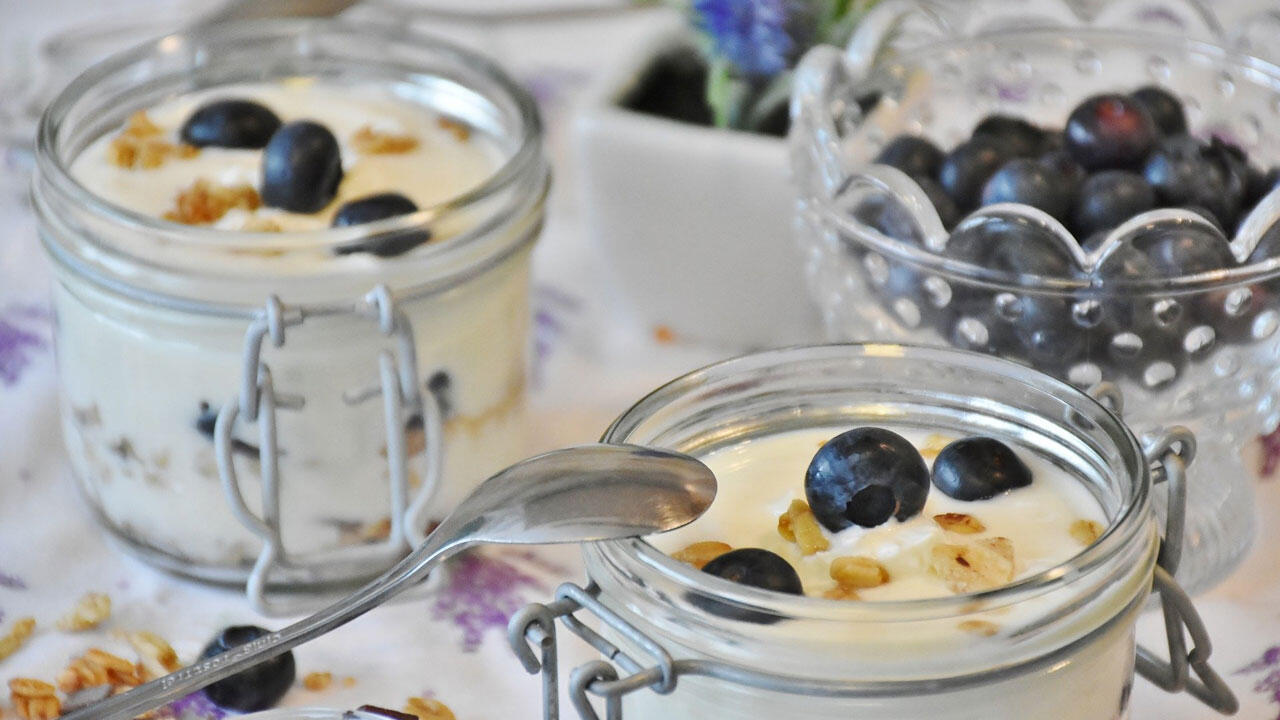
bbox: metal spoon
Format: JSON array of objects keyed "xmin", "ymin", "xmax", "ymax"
[{"xmin": 61, "ymin": 443, "xmax": 716, "ymax": 720}]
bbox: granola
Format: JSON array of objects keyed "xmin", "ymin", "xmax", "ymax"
[
  {"xmin": 777, "ymin": 499, "xmax": 830, "ymax": 555},
  {"xmin": 56, "ymin": 592, "xmax": 112, "ymax": 632},
  {"xmin": 163, "ymin": 180, "xmax": 261, "ymax": 225}
]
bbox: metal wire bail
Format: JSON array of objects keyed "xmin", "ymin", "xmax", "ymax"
[{"xmin": 214, "ymin": 287, "xmax": 445, "ymax": 614}]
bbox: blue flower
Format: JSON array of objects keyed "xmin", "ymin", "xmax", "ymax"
[{"xmin": 694, "ymin": 0, "xmax": 795, "ymax": 77}]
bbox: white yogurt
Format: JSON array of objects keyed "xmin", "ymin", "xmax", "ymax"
[
  {"xmin": 652, "ymin": 427, "xmax": 1108, "ymax": 601},
  {"xmin": 51, "ymin": 79, "xmax": 537, "ymax": 582}
]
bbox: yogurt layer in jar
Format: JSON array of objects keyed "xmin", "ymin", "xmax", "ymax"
[
  {"xmin": 33, "ymin": 21, "xmax": 549, "ymax": 592},
  {"xmin": 563, "ymin": 344, "xmax": 1214, "ymax": 720}
]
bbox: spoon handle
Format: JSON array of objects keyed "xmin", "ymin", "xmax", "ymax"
[{"xmin": 60, "ymin": 533, "xmax": 468, "ymax": 720}]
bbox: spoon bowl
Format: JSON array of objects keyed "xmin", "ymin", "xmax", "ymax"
[{"xmin": 60, "ymin": 443, "xmax": 716, "ymax": 720}]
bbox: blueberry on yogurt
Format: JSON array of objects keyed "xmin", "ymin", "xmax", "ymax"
[
  {"xmin": 701, "ymin": 548, "xmax": 804, "ymax": 595},
  {"xmin": 199, "ymin": 625, "xmax": 295, "ymax": 711},
  {"xmin": 180, "ymin": 99, "xmax": 281, "ymax": 149},
  {"xmin": 332, "ymin": 192, "xmax": 431, "ymax": 257},
  {"xmin": 805, "ymin": 427, "xmax": 930, "ymax": 531},
  {"xmin": 261, "ymin": 120, "xmax": 343, "ymax": 213},
  {"xmin": 932, "ymin": 437, "xmax": 1032, "ymax": 501}
]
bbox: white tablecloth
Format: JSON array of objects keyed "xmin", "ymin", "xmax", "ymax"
[{"xmin": 1, "ymin": 2, "xmax": 1279, "ymax": 719}]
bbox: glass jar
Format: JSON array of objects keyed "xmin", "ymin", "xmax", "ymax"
[
  {"xmin": 789, "ymin": 0, "xmax": 1280, "ymax": 594},
  {"xmin": 509, "ymin": 344, "xmax": 1235, "ymax": 719},
  {"xmin": 32, "ymin": 20, "xmax": 549, "ymax": 609}
]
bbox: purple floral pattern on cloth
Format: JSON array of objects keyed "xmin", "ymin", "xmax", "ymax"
[
  {"xmin": 0, "ymin": 570, "xmax": 27, "ymax": 590},
  {"xmin": 151, "ymin": 692, "xmax": 227, "ymax": 720},
  {"xmin": 532, "ymin": 285, "xmax": 581, "ymax": 387},
  {"xmin": 0, "ymin": 303, "xmax": 49, "ymax": 387},
  {"xmin": 433, "ymin": 550, "xmax": 563, "ymax": 652},
  {"xmin": 1237, "ymin": 645, "xmax": 1280, "ymax": 718}
]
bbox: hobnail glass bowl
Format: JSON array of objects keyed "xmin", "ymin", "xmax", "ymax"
[{"xmin": 790, "ymin": 0, "xmax": 1280, "ymax": 594}]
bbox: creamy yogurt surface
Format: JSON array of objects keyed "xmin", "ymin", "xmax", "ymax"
[
  {"xmin": 70, "ymin": 79, "xmax": 503, "ymax": 233},
  {"xmin": 652, "ymin": 427, "xmax": 1109, "ymax": 601}
]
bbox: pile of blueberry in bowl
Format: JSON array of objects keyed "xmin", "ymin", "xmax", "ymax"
[
  {"xmin": 829, "ymin": 85, "xmax": 1280, "ymax": 393},
  {"xmin": 790, "ymin": 16, "xmax": 1280, "ymax": 594}
]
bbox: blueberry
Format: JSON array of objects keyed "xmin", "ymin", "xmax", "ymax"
[
  {"xmin": 1130, "ymin": 86, "xmax": 1187, "ymax": 136},
  {"xmin": 1138, "ymin": 230, "xmax": 1233, "ymax": 277},
  {"xmin": 939, "ymin": 136, "xmax": 1011, "ymax": 210},
  {"xmin": 331, "ymin": 192, "xmax": 431, "ymax": 257},
  {"xmin": 805, "ymin": 427, "xmax": 930, "ymax": 531},
  {"xmin": 1143, "ymin": 134, "xmax": 1246, "ymax": 231},
  {"xmin": 916, "ymin": 176, "xmax": 960, "ymax": 229},
  {"xmin": 980, "ymin": 158, "xmax": 1074, "ymax": 222},
  {"xmin": 1038, "ymin": 149, "xmax": 1086, "ymax": 188},
  {"xmin": 947, "ymin": 217, "xmax": 1076, "ymax": 277},
  {"xmin": 1245, "ymin": 166, "xmax": 1280, "ymax": 208},
  {"xmin": 261, "ymin": 121, "xmax": 343, "ymax": 213},
  {"xmin": 701, "ymin": 548, "xmax": 803, "ymax": 595},
  {"xmin": 198, "ymin": 626, "xmax": 295, "ymax": 712},
  {"xmin": 875, "ymin": 135, "xmax": 944, "ymax": 178},
  {"xmin": 1065, "ymin": 94, "xmax": 1157, "ymax": 170},
  {"xmin": 932, "ymin": 437, "xmax": 1032, "ymax": 501},
  {"xmin": 972, "ymin": 115, "xmax": 1047, "ymax": 157},
  {"xmin": 1012, "ymin": 295, "xmax": 1092, "ymax": 373},
  {"xmin": 852, "ymin": 195, "xmax": 921, "ymax": 243},
  {"xmin": 1072, "ymin": 170, "xmax": 1156, "ymax": 237},
  {"xmin": 1092, "ymin": 238, "xmax": 1191, "ymax": 381},
  {"xmin": 180, "ymin": 99, "xmax": 281, "ymax": 149}
]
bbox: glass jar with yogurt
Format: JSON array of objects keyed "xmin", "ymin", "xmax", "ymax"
[
  {"xmin": 32, "ymin": 20, "xmax": 549, "ymax": 609},
  {"xmin": 509, "ymin": 344, "xmax": 1235, "ymax": 719}
]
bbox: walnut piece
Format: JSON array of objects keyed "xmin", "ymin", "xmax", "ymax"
[
  {"xmin": 352, "ymin": 125, "xmax": 420, "ymax": 154},
  {"xmin": 821, "ymin": 585, "xmax": 860, "ymax": 601},
  {"xmin": 929, "ymin": 537, "xmax": 1015, "ymax": 593},
  {"xmin": 777, "ymin": 499, "xmax": 830, "ymax": 555},
  {"xmin": 958, "ymin": 619, "xmax": 1000, "ymax": 637},
  {"xmin": 303, "ymin": 671, "xmax": 333, "ymax": 691},
  {"xmin": 57, "ymin": 592, "xmax": 112, "ymax": 632},
  {"xmin": 437, "ymin": 116, "xmax": 471, "ymax": 142},
  {"xmin": 107, "ymin": 111, "xmax": 199, "ymax": 170},
  {"xmin": 123, "ymin": 630, "xmax": 181, "ymax": 678},
  {"xmin": 404, "ymin": 696, "xmax": 457, "ymax": 720},
  {"xmin": 1070, "ymin": 519, "xmax": 1105, "ymax": 546},
  {"xmin": 0, "ymin": 617, "xmax": 35, "ymax": 661},
  {"xmin": 163, "ymin": 180, "xmax": 261, "ymax": 225},
  {"xmin": 9, "ymin": 679, "xmax": 59, "ymax": 720},
  {"xmin": 671, "ymin": 541, "xmax": 732, "ymax": 570},
  {"xmin": 918, "ymin": 433, "xmax": 953, "ymax": 459},
  {"xmin": 933, "ymin": 512, "xmax": 986, "ymax": 534},
  {"xmin": 829, "ymin": 556, "xmax": 890, "ymax": 589}
]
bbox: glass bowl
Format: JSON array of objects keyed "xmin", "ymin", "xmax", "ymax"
[{"xmin": 789, "ymin": 0, "xmax": 1280, "ymax": 594}]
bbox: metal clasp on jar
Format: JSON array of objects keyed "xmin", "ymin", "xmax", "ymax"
[
  {"xmin": 213, "ymin": 284, "xmax": 444, "ymax": 615},
  {"xmin": 508, "ymin": 387, "xmax": 1238, "ymax": 719}
]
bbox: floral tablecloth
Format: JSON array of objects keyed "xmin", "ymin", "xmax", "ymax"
[{"xmin": 2, "ymin": 2, "xmax": 1280, "ymax": 719}]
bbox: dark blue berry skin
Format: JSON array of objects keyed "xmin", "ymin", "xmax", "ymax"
[
  {"xmin": 1130, "ymin": 86, "xmax": 1187, "ymax": 136},
  {"xmin": 916, "ymin": 176, "xmax": 960, "ymax": 229},
  {"xmin": 875, "ymin": 135, "xmax": 944, "ymax": 179},
  {"xmin": 1143, "ymin": 135, "xmax": 1246, "ymax": 231},
  {"xmin": 180, "ymin": 99, "xmax": 281, "ymax": 149},
  {"xmin": 939, "ymin": 136, "xmax": 1011, "ymax": 210},
  {"xmin": 199, "ymin": 626, "xmax": 295, "ymax": 712},
  {"xmin": 701, "ymin": 549, "xmax": 803, "ymax": 595},
  {"xmin": 332, "ymin": 193, "xmax": 431, "ymax": 257},
  {"xmin": 1065, "ymin": 94, "xmax": 1157, "ymax": 170},
  {"xmin": 1246, "ymin": 166, "xmax": 1280, "ymax": 209},
  {"xmin": 852, "ymin": 195, "xmax": 922, "ymax": 243},
  {"xmin": 932, "ymin": 437, "xmax": 1032, "ymax": 501},
  {"xmin": 1038, "ymin": 149, "xmax": 1085, "ymax": 187},
  {"xmin": 980, "ymin": 158, "xmax": 1074, "ymax": 222},
  {"xmin": 692, "ymin": 548, "xmax": 803, "ymax": 623},
  {"xmin": 972, "ymin": 115, "xmax": 1047, "ymax": 157},
  {"xmin": 1072, "ymin": 170, "xmax": 1156, "ymax": 237},
  {"xmin": 1138, "ymin": 230, "xmax": 1233, "ymax": 277},
  {"xmin": 1090, "ymin": 236, "xmax": 1190, "ymax": 381},
  {"xmin": 261, "ymin": 121, "xmax": 343, "ymax": 213},
  {"xmin": 805, "ymin": 428, "xmax": 929, "ymax": 531}
]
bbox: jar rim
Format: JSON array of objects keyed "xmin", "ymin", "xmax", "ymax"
[
  {"xmin": 796, "ymin": 25, "xmax": 1280, "ymax": 295},
  {"xmin": 593, "ymin": 343, "xmax": 1154, "ymax": 622},
  {"xmin": 34, "ymin": 19, "xmax": 547, "ymax": 309}
]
